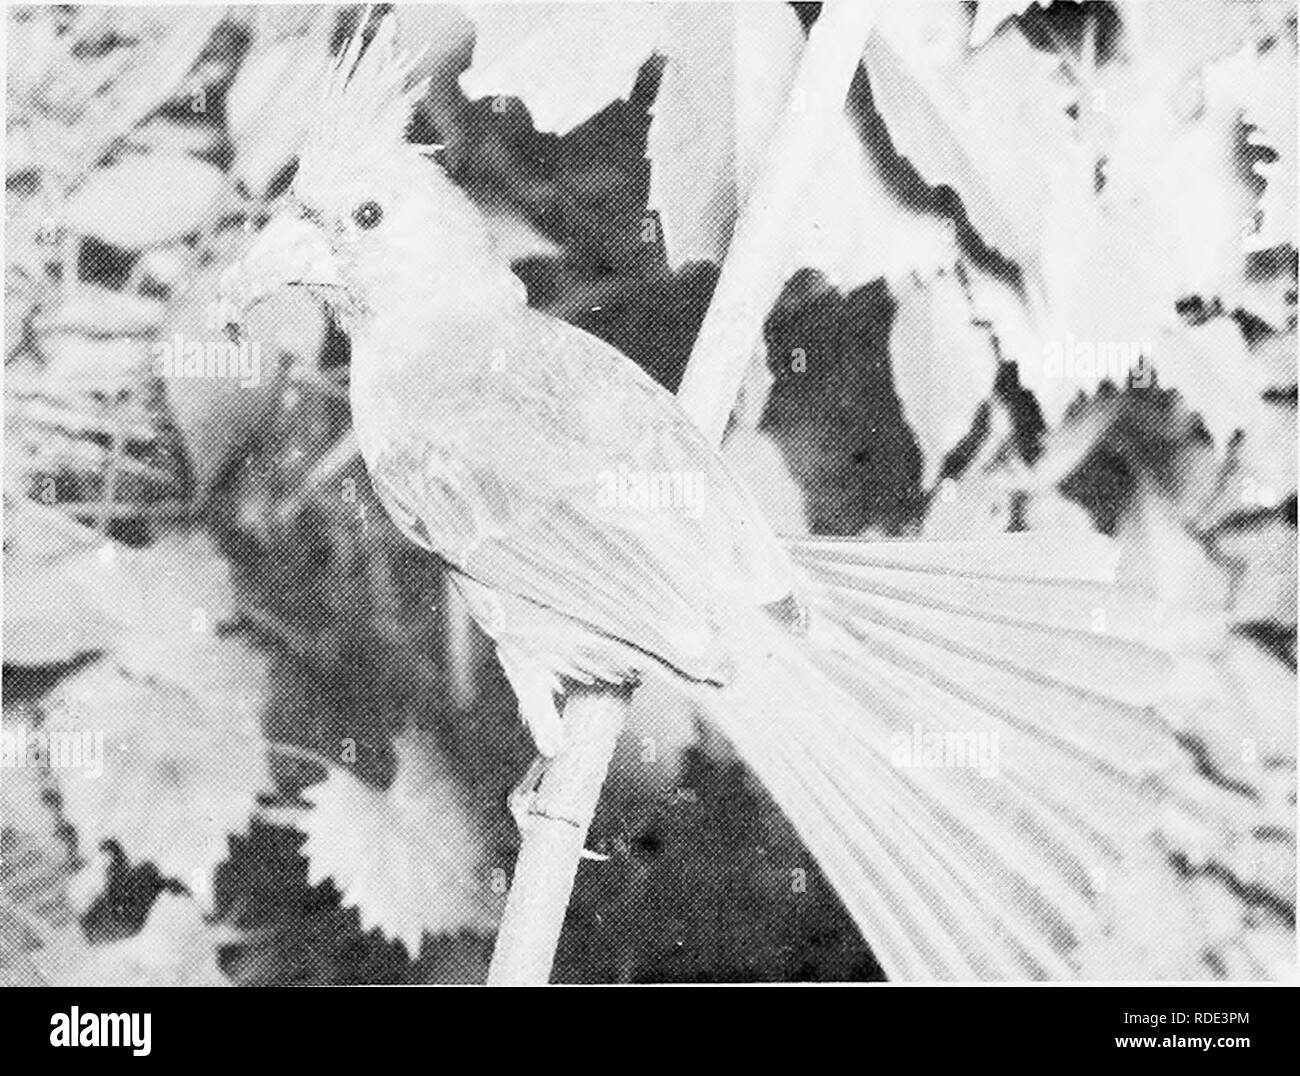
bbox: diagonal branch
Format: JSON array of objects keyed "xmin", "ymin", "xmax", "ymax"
[
  {"xmin": 676, "ymin": 0, "xmax": 879, "ymax": 445},
  {"xmin": 487, "ymin": 686, "xmax": 630, "ymax": 984}
]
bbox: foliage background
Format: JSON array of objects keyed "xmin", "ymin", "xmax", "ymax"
[{"xmin": 2, "ymin": 2, "xmax": 1295, "ymax": 983}]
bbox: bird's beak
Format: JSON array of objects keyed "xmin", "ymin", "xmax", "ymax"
[{"xmin": 220, "ymin": 213, "xmax": 349, "ymax": 325}]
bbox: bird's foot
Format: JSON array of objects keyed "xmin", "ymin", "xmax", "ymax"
[
  {"xmin": 508, "ymin": 755, "xmax": 608, "ymax": 861},
  {"xmin": 508, "ymin": 755, "xmax": 549, "ymax": 834}
]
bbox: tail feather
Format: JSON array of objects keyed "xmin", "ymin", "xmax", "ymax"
[
  {"xmin": 683, "ymin": 534, "xmax": 1274, "ymax": 980},
  {"xmin": 788, "ymin": 534, "xmax": 1223, "ymax": 651},
  {"xmin": 708, "ymin": 642, "xmax": 1090, "ymax": 978},
  {"xmin": 790, "ymin": 532, "xmax": 1121, "ymax": 582}
]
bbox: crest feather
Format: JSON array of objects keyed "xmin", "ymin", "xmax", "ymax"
[{"xmin": 304, "ymin": 10, "xmax": 429, "ymax": 163}]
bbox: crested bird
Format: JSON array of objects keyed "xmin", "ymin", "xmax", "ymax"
[{"xmin": 221, "ymin": 16, "xmax": 1286, "ymax": 980}]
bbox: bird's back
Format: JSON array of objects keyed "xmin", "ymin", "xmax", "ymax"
[{"xmin": 348, "ymin": 304, "xmax": 799, "ymax": 680}]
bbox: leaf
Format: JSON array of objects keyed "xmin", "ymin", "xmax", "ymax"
[
  {"xmin": 1151, "ymin": 318, "xmax": 1266, "ymax": 447},
  {"xmin": 52, "ymin": 649, "xmax": 268, "ymax": 890},
  {"xmin": 463, "ymin": 4, "xmax": 952, "ymax": 287},
  {"xmin": 462, "ymin": 5, "xmax": 796, "ymax": 267},
  {"xmin": 63, "ymin": 153, "xmax": 226, "ymax": 250},
  {"xmin": 125, "ymin": 118, "xmax": 221, "ymax": 159},
  {"xmin": 40, "ymin": 334, "xmax": 149, "ymax": 391},
  {"xmin": 865, "ymin": 6, "xmax": 1076, "ymax": 267},
  {"xmin": 968, "ymin": 1, "xmax": 1076, "ymax": 48},
  {"xmin": 295, "ymin": 729, "xmax": 500, "ymax": 956},
  {"xmin": 1218, "ymin": 635, "xmax": 1297, "ymax": 755},
  {"xmin": 1237, "ymin": 29, "xmax": 1299, "ymax": 250},
  {"xmin": 0, "ymin": 736, "xmax": 80, "ymax": 986},
  {"xmin": 921, "ymin": 460, "xmax": 1017, "ymax": 541},
  {"xmin": 1214, "ymin": 518, "xmax": 1297, "ymax": 627},
  {"xmin": 1234, "ymin": 397, "xmax": 1298, "ymax": 510},
  {"xmin": 2, "ymin": 493, "xmax": 101, "ymax": 561},
  {"xmin": 461, "ymin": 5, "xmax": 666, "ymax": 135},
  {"xmin": 226, "ymin": 27, "xmax": 334, "ymax": 197},
  {"xmin": 53, "ymin": 894, "xmax": 235, "ymax": 986},
  {"xmin": 2, "ymin": 550, "xmax": 123, "ymax": 667},
  {"xmin": 393, "ymin": 4, "xmax": 476, "ymax": 84},
  {"xmin": 1061, "ymin": 42, "xmax": 1255, "ymax": 319},
  {"xmin": 52, "ymin": 534, "xmax": 270, "ymax": 889},
  {"xmin": 889, "ymin": 270, "xmax": 1001, "ymax": 485},
  {"xmin": 2, "ymin": 523, "xmax": 160, "ymax": 668},
  {"xmin": 869, "ymin": 1, "xmax": 1285, "ymax": 430},
  {"xmin": 35, "ymin": 286, "xmax": 166, "ymax": 337},
  {"xmin": 1130, "ymin": 0, "xmax": 1298, "ymax": 91},
  {"xmin": 1115, "ymin": 489, "xmax": 1231, "ymax": 616},
  {"xmin": 1021, "ymin": 488, "xmax": 1101, "ymax": 534}
]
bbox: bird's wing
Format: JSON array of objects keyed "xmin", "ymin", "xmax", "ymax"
[{"xmin": 360, "ymin": 312, "xmax": 790, "ymax": 681}]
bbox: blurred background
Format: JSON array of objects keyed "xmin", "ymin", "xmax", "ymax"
[{"xmin": 2, "ymin": 3, "xmax": 1295, "ymax": 983}]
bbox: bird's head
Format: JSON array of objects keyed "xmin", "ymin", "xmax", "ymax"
[{"xmin": 222, "ymin": 14, "xmax": 520, "ymax": 355}]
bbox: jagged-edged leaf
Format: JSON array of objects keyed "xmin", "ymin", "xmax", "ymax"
[
  {"xmin": 1066, "ymin": 43, "xmax": 1255, "ymax": 317},
  {"xmin": 645, "ymin": 4, "xmax": 803, "ymax": 267},
  {"xmin": 53, "ymin": 647, "xmax": 268, "ymax": 889},
  {"xmin": 1151, "ymin": 318, "xmax": 1266, "ymax": 448},
  {"xmin": 52, "ymin": 533, "xmax": 269, "ymax": 888},
  {"xmin": 463, "ymin": 5, "xmax": 796, "ymax": 268},
  {"xmin": 464, "ymin": 4, "xmax": 957, "ymax": 288},
  {"xmin": 295, "ymin": 729, "xmax": 500, "ymax": 956},
  {"xmin": 865, "ymin": 5, "xmax": 1075, "ymax": 268},
  {"xmin": 1236, "ymin": 29, "xmax": 1298, "ymax": 250},
  {"xmin": 461, "ymin": 5, "xmax": 665, "ymax": 135}
]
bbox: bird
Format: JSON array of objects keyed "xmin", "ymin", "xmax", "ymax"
[{"xmin": 220, "ymin": 15, "xmax": 1285, "ymax": 980}]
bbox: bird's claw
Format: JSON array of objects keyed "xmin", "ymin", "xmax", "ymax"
[
  {"xmin": 509, "ymin": 755, "xmax": 549, "ymax": 834},
  {"xmin": 508, "ymin": 755, "xmax": 607, "ymax": 862}
]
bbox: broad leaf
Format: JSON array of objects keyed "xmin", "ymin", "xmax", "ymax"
[
  {"xmin": 889, "ymin": 270, "xmax": 1000, "ymax": 485},
  {"xmin": 294, "ymin": 729, "xmax": 500, "ymax": 956},
  {"xmin": 53, "ymin": 894, "xmax": 235, "ymax": 986},
  {"xmin": 63, "ymin": 153, "xmax": 226, "ymax": 250}
]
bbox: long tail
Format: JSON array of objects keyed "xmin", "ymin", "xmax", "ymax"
[{"xmin": 685, "ymin": 533, "xmax": 1293, "ymax": 980}]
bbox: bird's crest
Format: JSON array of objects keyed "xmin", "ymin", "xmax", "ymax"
[{"xmin": 301, "ymin": 10, "xmax": 438, "ymax": 169}]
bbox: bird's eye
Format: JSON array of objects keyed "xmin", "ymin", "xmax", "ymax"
[{"xmin": 352, "ymin": 201, "xmax": 383, "ymax": 230}]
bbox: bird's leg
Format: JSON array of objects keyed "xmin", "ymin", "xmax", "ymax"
[
  {"xmin": 495, "ymin": 643, "xmax": 565, "ymax": 832},
  {"xmin": 496, "ymin": 646, "xmax": 613, "ymax": 860}
]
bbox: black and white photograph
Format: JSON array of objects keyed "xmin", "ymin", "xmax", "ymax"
[{"xmin": 1, "ymin": 0, "xmax": 1296, "ymax": 1014}]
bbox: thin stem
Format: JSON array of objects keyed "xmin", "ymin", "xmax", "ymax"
[
  {"xmin": 487, "ymin": 685, "xmax": 630, "ymax": 984},
  {"xmin": 675, "ymin": 0, "xmax": 879, "ymax": 444}
]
